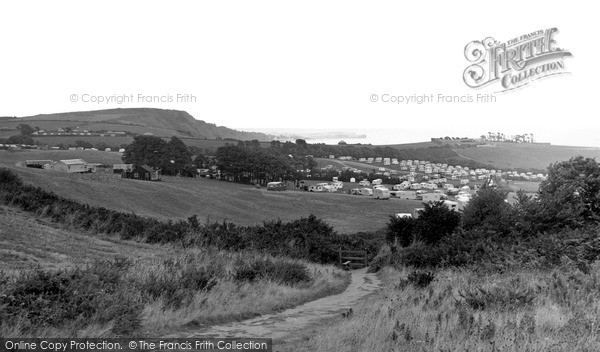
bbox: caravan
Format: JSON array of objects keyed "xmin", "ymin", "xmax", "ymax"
[
  {"xmin": 358, "ymin": 180, "xmax": 371, "ymax": 186},
  {"xmin": 308, "ymin": 185, "xmax": 324, "ymax": 192},
  {"xmin": 267, "ymin": 182, "xmax": 286, "ymax": 191},
  {"xmin": 373, "ymin": 187, "xmax": 390, "ymax": 200},
  {"xmin": 360, "ymin": 188, "xmax": 373, "ymax": 196}
]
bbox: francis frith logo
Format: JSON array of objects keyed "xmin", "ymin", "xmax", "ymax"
[{"xmin": 463, "ymin": 28, "xmax": 572, "ymax": 92}]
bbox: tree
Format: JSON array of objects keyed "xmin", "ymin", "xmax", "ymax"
[
  {"xmin": 6, "ymin": 135, "xmax": 35, "ymax": 145},
  {"xmin": 338, "ymin": 140, "xmax": 347, "ymax": 145},
  {"xmin": 386, "ymin": 215, "xmax": 416, "ymax": 248},
  {"xmin": 461, "ymin": 186, "xmax": 514, "ymax": 235},
  {"xmin": 74, "ymin": 140, "xmax": 93, "ymax": 149},
  {"xmin": 414, "ymin": 202, "xmax": 461, "ymax": 244},
  {"xmin": 535, "ymin": 156, "xmax": 600, "ymax": 229},
  {"xmin": 295, "ymin": 139, "xmax": 307, "ymax": 148},
  {"xmin": 122, "ymin": 135, "xmax": 168, "ymax": 168},
  {"xmin": 16, "ymin": 124, "xmax": 35, "ymax": 136},
  {"xmin": 162, "ymin": 136, "xmax": 193, "ymax": 175}
]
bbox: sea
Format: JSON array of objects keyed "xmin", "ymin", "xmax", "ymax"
[{"xmin": 237, "ymin": 127, "xmax": 600, "ymax": 148}]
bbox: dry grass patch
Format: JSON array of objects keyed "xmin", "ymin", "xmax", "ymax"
[{"xmin": 300, "ymin": 265, "xmax": 600, "ymax": 351}]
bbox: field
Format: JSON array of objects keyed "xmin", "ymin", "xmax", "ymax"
[
  {"xmin": 32, "ymin": 135, "xmax": 134, "ymax": 148},
  {"xmin": 0, "ymin": 149, "xmax": 124, "ymax": 165},
  {"xmin": 0, "ymin": 151, "xmax": 421, "ymax": 234},
  {"xmin": 456, "ymin": 142, "xmax": 600, "ymax": 171},
  {"xmin": 0, "ymin": 205, "xmax": 170, "ymax": 273},
  {"xmin": 0, "ymin": 204, "xmax": 349, "ymax": 338}
]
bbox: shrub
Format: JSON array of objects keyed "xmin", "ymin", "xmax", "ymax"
[
  {"xmin": 407, "ymin": 270, "xmax": 435, "ymax": 288},
  {"xmin": 461, "ymin": 186, "xmax": 515, "ymax": 235},
  {"xmin": 136, "ymin": 260, "xmax": 217, "ymax": 308},
  {"xmin": 414, "ymin": 202, "xmax": 461, "ymax": 245},
  {"xmin": 458, "ymin": 281, "xmax": 537, "ymax": 311},
  {"xmin": 386, "ymin": 215, "xmax": 416, "ymax": 247},
  {"xmin": 233, "ymin": 259, "xmax": 311, "ymax": 286},
  {"xmin": 0, "ymin": 259, "xmax": 142, "ymax": 335}
]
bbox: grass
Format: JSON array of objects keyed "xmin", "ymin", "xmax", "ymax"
[
  {"xmin": 0, "ymin": 149, "xmax": 124, "ymax": 166},
  {"xmin": 456, "ymin": 142, "xmax": 600, "ymax": 171},
  {"xmin": 0, "ymin": 205, "xmax": 350, "ymax": 338},
  {"xmin": 32, "ymin": 136, "xmax": 133, "ymax": 148},
  {"xmin": 290, "ymin": 264, "xmax": 600, "ymax": 351},
  {"xmin": 0, "ymin": 156, "xmax": 422, "ymax": 233},
  {"xmin": 0, "ymin": 205, "xmax": 167, "ymax": 274}
]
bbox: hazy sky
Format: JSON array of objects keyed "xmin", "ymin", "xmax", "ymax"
[{"xmin": 1, "ymin": 1, "xmax": 598, "ymax": 146}]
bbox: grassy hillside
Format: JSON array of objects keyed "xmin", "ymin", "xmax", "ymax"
[
  {"xmin": 455, "ymin": 143, "xmax": 600, "ymax": 171},
  {"xmin": 0, "ymin": 205, "xmax": 169, "ymax": 273},
  {"xmin": 289, "ymin": 265, "xmax": 600, "ymax": 351},
  {"xmin": 0, "ymin": 204, "xmax": 349, "ymax": 337},
  {"xmin": 0, "ymin": 108, "xmax": 271, "ymax": 141},
  {"xmin": 1, "ymin": 155, "xmax": 421, "ymax": 234}
]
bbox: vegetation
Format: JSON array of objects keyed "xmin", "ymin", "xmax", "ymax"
[
  {"xmin": 294, "ymin": 266, "xmax": 600, "ymax": 351},
  {"xmin": 386, "ymin": 202, "xmax": 461, "ymax": 248},
  {"xmin": 122, "ymin": 135, "xmax": 196, "ymax": 176},
  {"xmin": 0, "ymin": 250, "xmax": 348, "ymax": 337},
  {"xmin": 304, "ymin": 155, "xmax": 600, "ymax": 351},
  {"xmin": 0, "ymin": 168, "xmax": 383, "ymax": 265}
]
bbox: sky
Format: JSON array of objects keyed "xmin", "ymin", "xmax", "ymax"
[{"xmin": 0, "ymin": 1, "xmax": 598, "ymax": 146}]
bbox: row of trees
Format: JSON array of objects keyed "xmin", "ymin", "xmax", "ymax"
[
  {"xmin": 122, "ymin": 136, "xmax": 199, "ymax": 176},
  {"xmin": 215, "ymin": 144, "xmax": 316, "ymax": 184},
  {"xmin": 480, "ymin": 132, "xmax": 535, "ymax": 143}
]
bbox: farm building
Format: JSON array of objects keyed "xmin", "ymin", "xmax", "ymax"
[
  {"xmin": 25, "ymin": 160, "xmax": 53, "ymax": 169},
  {"xmin": 47, "ymin": 159, "xmax": 96, "ymax": 173},
  {"xmin": 113, "ymin": 164, "xmax": 133, "ymax": 173},
  {"xmin": 123, "ymin": 165, "xmax": 161, "ymax": 181}
]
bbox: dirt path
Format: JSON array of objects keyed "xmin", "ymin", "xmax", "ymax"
[{"xmin": 171, "ymin": 268, "xmax": 381, "ymax": 340}]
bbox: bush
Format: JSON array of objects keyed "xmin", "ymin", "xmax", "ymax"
[
  {"xmin": 459, "ymin": 281, "xmax": 537, "ymax": 311},
  {"xmin": 386, "ymin": 216, "xmax": 416, "ymax": 247},
  {"xmin": 414, "ymin": 202, "xmax": 461, "ymax": 245},
  {"xmin": 136, "ymin": 260, "xmax": 217, "ymax": 308},
  {"xmin": 461, "ymin": 186, "xmax": 515, "ymax": 235},
  {"xmin": 233, "ymin": 259, "xmax": 311, "ymax": 286},
  {"xmin": 0, "ymin": 259, "xmax": 142, "ymax": 335},
  {"xmin": 406, "ymin": 270, "xmax": 435, "ymax": 288}
]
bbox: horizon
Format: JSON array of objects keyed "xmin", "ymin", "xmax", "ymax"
[
  {"xmin": 3, "ymin": 106, "xmax": 600, "ymax": 148},
  {"xmin": 2, "ymin": 1, "xmax": 599, "ymax": 147}
]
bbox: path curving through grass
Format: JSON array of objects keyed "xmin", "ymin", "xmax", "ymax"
[{"xmin": 166, "ymin": 268, "xmax": 381, "ymax": 340}]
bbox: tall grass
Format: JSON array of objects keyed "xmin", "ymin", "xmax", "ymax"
[
  {"xmin": 301, "ymin": 264, "xmax": 600, "ymax": 351},
  {"xmin": 0, "ymin": 249, "xmax": 349, "ymax": 338}
]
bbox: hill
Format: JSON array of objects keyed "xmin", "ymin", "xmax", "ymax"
[
  {"xmin": 0, "ymin": 205, "xmax": 171, "ymax": 273},
  {"xmin": 454, "ymin": 142, "xmax": 600, "ymax": 171},
  {"xmin": 0, "ymin": 156, "xmax": 421, "ymax": 234},
  {"xmin": 0, "ymin": 108, "xmax": 272, "ymax": 141}
]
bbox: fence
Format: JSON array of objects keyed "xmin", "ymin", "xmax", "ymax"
[{"xmin": 338, "ymin": 247, "xmax": 368, "ymax": 269}]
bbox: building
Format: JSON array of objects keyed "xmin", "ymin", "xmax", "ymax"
[
  {"xmin": 25, "ymin": 160, "xmax": 53, "ymax": 169},
  {"xmin": 113, "ymin": 163, "xmax": 133, "ymax": 173},
  {"xmin": 49, "ymin": 159, "xmax": 95, "ymax": 173},
  {"xmin": 123, "ymin": 165, "xmax": 161, "ymax": 181}
]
